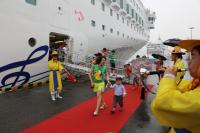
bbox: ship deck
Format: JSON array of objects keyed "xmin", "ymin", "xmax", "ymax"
[{"xmin": 0, "ymin": 75, "xmax": 168, "ymax": 133}]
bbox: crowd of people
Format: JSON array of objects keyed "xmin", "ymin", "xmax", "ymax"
[
  {"xmin": 49, "ymin": 42, "xmax": 69, "ymax": 62},
  {"xmin": 88, "ymin": 48, "xmax": 155, "ymax": 115},
  {"xmin": 151, "ymin": 40, "xmax": 200, "ymax": 133},
  {"xmin": 47, "ymin": 40, "xmax": 200, "ymax": 132}
]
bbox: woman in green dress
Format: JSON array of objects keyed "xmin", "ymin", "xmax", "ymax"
[{"xmin": 89, "ymin": 56, "xmax": 109, "ymax": 116}]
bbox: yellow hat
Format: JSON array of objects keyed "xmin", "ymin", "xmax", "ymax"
[
  {"xmin": 171, "ymin": 46, "xmax": 185, "ymax": 54},
  {"xmin": 178, "ymin": 40, "xmax": 200, "ymax": 51},
  {"xmin": 51, "ymin": 51, "xmax": 58, "ymax": 55}
]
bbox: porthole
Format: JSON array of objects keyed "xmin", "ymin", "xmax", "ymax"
[
  {"xmin": 58, "ymin": 6, "xmax": 61, "ymax": 10},
  {"xmin": 28, "ymin": 37, "xmax": 36, "ymax": 47}
]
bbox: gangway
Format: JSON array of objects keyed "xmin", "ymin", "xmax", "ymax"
[
  {"xmin": 62, "ymin": 62, "xmax": 126, "ymax": 81},
  {"xmin": 62, "ymin": 62, "xmax": 90, "ymax": 75},
  {"xmin": 61, "ymin": 52, "xmax": 127, "ymax": 81}
]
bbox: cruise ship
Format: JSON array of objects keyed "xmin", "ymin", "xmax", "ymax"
[{"xmin": 0, "ymin": 0, "xmax": 155, "ymax": 90}]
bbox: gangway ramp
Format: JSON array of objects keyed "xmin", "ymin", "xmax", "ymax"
[
  {"xmin": 62, "ymin": 62, "xmax": 125, "ymax": 81},
  {"xmin": 62, "ymin": 62, "xmax": 90, "ymax": 73}
]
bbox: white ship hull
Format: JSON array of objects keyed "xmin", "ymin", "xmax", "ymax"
[{"xmin": 0, "ymin": 0, "xmax": 155, "ymax": 90}]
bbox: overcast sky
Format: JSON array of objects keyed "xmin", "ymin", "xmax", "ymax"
[{"xmin": 142, "ymin": 0, "xmax": 200, "ymax": 43}]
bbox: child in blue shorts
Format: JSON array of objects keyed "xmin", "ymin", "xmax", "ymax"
[{"xmin": 109, "ymin": 77, "xmax": 126, "ymax": 113}]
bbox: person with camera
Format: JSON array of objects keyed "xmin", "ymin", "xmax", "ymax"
[{"xmin": 151, "ymin": 40, "xmax": 200, "ymax": 133}]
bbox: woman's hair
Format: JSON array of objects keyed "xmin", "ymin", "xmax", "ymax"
[
  {"xmin": 116, "ymin": 77, "xmax": 122, "ymax": 81},
  {"xmin": 192, "ymin": 45, "xmax": 200, "ymax": 54},
  {"xmin": 95, "ymin": 55, "xmax": 106, "ymax": 65},
  {"xmin": 95, "ymin": 57, "xmax": 102, "ymax": 65}
]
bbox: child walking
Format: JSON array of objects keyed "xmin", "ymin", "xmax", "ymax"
[{"xmin": 110, "ymin": 77, "xmax": 126, "ymax": 113}]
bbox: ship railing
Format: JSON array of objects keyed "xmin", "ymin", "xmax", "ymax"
[
  {"xmin": 60, "ymin": 51, "xmax": 131, "ymax": 68},
  {"xmin": 60, "ymin": 52, "xmax": 129, "ymax": 80}
]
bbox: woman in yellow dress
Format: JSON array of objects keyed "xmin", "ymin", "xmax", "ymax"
[
  {"xmin": 48, "ymin": 51, "xmax": 69, "ymax": 101},
  {"xmin": 151, "ymin": 40, "xmax": 200, "ymax": 133}
]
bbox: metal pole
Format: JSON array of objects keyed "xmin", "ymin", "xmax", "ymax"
[{"xmin": 189, "ymin": 27, "xmax": 194, "ymax": 40}]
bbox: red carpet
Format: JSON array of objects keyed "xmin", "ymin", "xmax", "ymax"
[{"xmin": 23, "ymin": 84, "xmax": 153, "ymax": 133}]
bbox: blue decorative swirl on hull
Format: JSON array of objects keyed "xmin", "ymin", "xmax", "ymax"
[{"xmin": 0, "ymin": 45, "xmax": 49, "ymax": 88}]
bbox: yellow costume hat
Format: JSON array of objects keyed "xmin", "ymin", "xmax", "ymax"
[
  {"xmin": 171, "ymin": 46, "xmax": 185, "ymax": 54},
  {"xmin": 51, "ymin": 51, "xmax": 58, "ymax": 55},
  {"xmin": 178, "ymin": 40, "xmax": 200, "ymax": 51}
]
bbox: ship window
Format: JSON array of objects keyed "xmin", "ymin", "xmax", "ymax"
[
  {"xmin": 120, "ymin": 0, "xmax": 123, "ymax": 8},
  {"xmin": 28, "ymin": 37, "xmax": 36, "ymax": 47},
  {"xmin": 127, "ymin": 21, "xmax": 129, "ymax": 26},
  {"xmin": 101, "ymin": 3, "xmax": 105, "ymax": 11},
  {"xmin": 136, "ymin": 13, "xmax": 138, "ymax": 22},
  {"xmin": 91, "ymin": 0, "xmax": 95, "ymax": 5},
  {"xmin": 110, "ymin": 28, "xmax": 113, "ymax": 33},
  {"xmin": 117, "ymin": 14, "xmax": 119, "ymax": 20},
  {"xmin": 131, "ymin": 9, "xmax": 135, "ymax": 18},
  {"xmin": 126, "ymin": 4, "xmax": 129, "ymax": 14},
  {"xmin": 117, "ymin": 31, "xmax": 120, "ymax": 35},
  {"xmin": 122, "ymin": 33, "xmax": 125, "ymax": 37},
  {"xmin": 25, "ymin": 0, "xmax": 36, "ymax": 5},
  {"xmin": 110, "ymin": 9, "xmax": 113, "ymax": 16},
  {"xmin": 102, "ymin": 25, "xmax": 106, "ymax": 30},
  {"xmin": 91, "ymin": 20, "xmax": 96, "ymax": 27}
]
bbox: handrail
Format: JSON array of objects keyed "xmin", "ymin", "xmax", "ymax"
[
  {"xmin": 59, "ymin": 51, "xmax": 133, "ymax": 77},
  {"xmin": 57, "ymin": 48, "xmax": 139, "ymax": 64}
]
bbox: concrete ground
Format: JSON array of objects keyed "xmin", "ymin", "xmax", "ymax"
[{"xmin": 0, "ymin": 75, "xmax": 168, "ymax": 133}]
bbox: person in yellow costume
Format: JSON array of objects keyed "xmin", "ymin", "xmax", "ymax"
[
  {"xmin": 171, "ymin": 46, "xmax": 185, "ymax": 84},
  {"xmin": 151, "ymin": 40, "xmax": 200, "ymax": 133},
  {"xmin": 48, "ymin": 51, "xmax": 69, "ymax": 101}
]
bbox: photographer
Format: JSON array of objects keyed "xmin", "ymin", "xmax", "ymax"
[{"xmin": 151, "ymin": 40, "xmax": 200, "ymax": 133}]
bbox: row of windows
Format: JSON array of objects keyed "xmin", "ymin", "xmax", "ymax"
[
  {"xmin": 91, "ymin": 0, "xmax": 144, "ymax": 27},
  {"xmin": 102, "ymin": 33, "xmax": 137, "ymax": 40},
  {"xmin": 129, "ymin": 0, "xmax": 143, "ymax": 15},
  {"xmin": 91, "ymin": 19, "xmax": 142, "ymax": 31},
  {"xmin": 148, "ymin": 17, "xmax": 155, "ymax": 21},
  {"xmin": 114, "ymin": 0, "xmax": 143, "ymax": 18},
  {"xmin": 90, "ymin": 20, "xmax": 147, "ymax": 38},
  {"xmin": 91, "ymin": 12, "xmax": 143, "ymax": 30}
]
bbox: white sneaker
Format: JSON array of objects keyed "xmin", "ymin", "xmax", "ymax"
[
  {"xmin": 56, "ymin": 94, "xmax": 63, "ymax": 99},
  {"xmin": 51, "ymin": 96, "xmax": 56, "ymax": 101}
]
